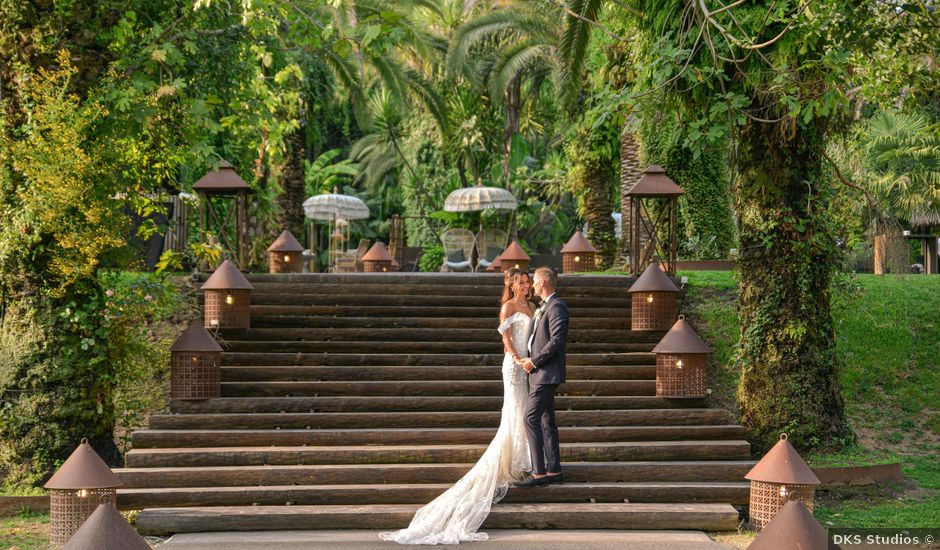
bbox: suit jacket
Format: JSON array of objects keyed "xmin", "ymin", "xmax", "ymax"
[{"xmin": 528, "ymin": 296, "xmax": 568, "ymax": 385}]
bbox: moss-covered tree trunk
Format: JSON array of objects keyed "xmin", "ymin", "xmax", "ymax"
[
  {"xmin": 619, "ymin": 126, "xmax": 641, "ymax": 261},
  {"xmin": 733, "ymin": 118, "xmax": 851, "ymax": 449},
  {"xmin": 278, "ymin": 126, "xmax": 307, "ymax": 238}
]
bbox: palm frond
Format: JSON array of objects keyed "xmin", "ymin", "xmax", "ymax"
[{"xmin": 558, "ymin": 0, "xmax": 604, "ymax": 108}]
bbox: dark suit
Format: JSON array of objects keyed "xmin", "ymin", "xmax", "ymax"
[{"xmin": 525, "ymin": 295, "xmax": 569, "ymax": 475}]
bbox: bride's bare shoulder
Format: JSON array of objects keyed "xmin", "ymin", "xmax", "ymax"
[{"xmin": 499, "ymin": 301, "xmax": 515, "ymax": 321}]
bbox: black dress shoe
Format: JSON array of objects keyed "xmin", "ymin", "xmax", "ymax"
[
  {"xmin": 513, "ymin": 476, "xmax": 551, "ymax": 487},
  {"xmin": 546, "ymin": 473, "xmax": 564, "ymax": 484}
]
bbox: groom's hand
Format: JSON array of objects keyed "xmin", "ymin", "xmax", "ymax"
[{"xmin": 521, "ymin": 358, "xmax": 534, "ymax": 373}]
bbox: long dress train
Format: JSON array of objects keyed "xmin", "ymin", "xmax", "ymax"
[{"xmin": 378, "ymin": 311, "xmax": 533, "ymax": 545}]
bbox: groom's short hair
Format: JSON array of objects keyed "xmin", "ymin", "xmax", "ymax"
[{"xmin": 534, "ymin": 267, "xmax": 557, "ymax": 291}]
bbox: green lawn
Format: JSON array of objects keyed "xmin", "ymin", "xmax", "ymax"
[
  {"xmin": 681, "ymin": 271, "xmax": 940, "ymax": 529},
  {"xmin": 0, "ymin": 511, "xmax": 48, "ymax": 550}
]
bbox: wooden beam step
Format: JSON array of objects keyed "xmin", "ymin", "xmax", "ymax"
[
  {"xmin": 250, "ymin": 316, "xmax": 631, "ymax": 330},
  {"xmin": 220, "ymin": 341, "xmax": 650, "ymax": 354},
  {"xmin": 220, "ymin": 380, "xmax": 655, "ymax": 398},
  {"xmin": 131, "ymin": 425, "xmax": 747, "ymax": 448},
  {"xmin": 115, "ymin": 461, "xmax": 756, "ymax": 488},
  {"xmin": 220, "ymin": 352, "xmax": 655, "ymax": 367},
  {"xmin": 218, "ymin": 328, "xmax": 651, "ymax": 344},
  {"xmin": 168, "ymin": 396, "xmax": 707, "ymax": 414},
  {"xmin": 245, "ymin": 305, "xmax": 630, "ymax": 318},
  {"xmin": 134, "ymin": 503, "xmax": 739, "ymax": 535},
  {"xmin": 218, "ymin": 365, "xmax": 656, "ymax": 382},
  {"xmin": 238, "ymin": 294, "xmax": 630, "ymax": 308},
  {"xmin": 199, "ymin": 273, "xmax": 638, "ymax": 289},
  {"xmin": 245, "ymin": 282, "xmax": 630, "ymax": 297},
  {"xmin": 131, "ymin": 424, "xmax": 746, "ymax": 448},
  {"xmin": 149, "ymin": 409, "xmax": 730, "ymax": 430},
  {"xmin": 118, "ymin": 481, "xmax": 750, "ymax": 509},
  {"xmin": 124, "ymin": 441, "xmax": 752, "ymax": 468}
]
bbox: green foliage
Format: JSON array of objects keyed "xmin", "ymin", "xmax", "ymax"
[
  {"xmin": 305, "ymin": 149, "xmax": 359, "ymax": 196},
  {"xmin": 418, "ymin": 244, "xmax": 445, "ymax": 273}
]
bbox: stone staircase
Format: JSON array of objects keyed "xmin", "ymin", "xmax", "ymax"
[{"xmin": 116, "ymin": 273, "xmax": 751, "ymax": 535}]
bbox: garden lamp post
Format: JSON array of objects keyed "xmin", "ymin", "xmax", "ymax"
[
  {"xmin": 44, "ymin": 439, "xmax": 123, "ymax": 547},
  {"xmin": 745, "ymin": 433, "xmax": 821, "ymax": 529},
  {"xmin": 627, "ymin": 261, "xmax": 679, "ymax": 331},
  {"xmin": 625, "ymin": 165, "xmax": 684, "ymax": 276},
  {"xmin": 499, "ymin": 240, "xmax": 530, "ymax": 272},
  {"xmin": 652, "ymin": 315, "xmax": 709, "ymax": 398},
  {"xmin": 746, "ymin": 500, "xmax": 832, "ymax": 550},
  {"xmin": 192, "ymin": 160, "xmax": 251, "ymax": 268},
  {"xmin": 267, "ymin": 230, "xmax": 304, "ymax": 273},
  {"xmin": 170, "ymin": 321, "xmax": 223, "ymax": 400},
  {"xmin": 202, "ymin": 259, "xmax": 254, "ymax": 329},
  {"xmin": 362, "ymin": 242, "xmax": 393, "ymax": 272},
  {"xmin": 62, "ymin": 502, "xmax": 150, "ymax": 550},
  {"xmin": 561, "ymin": 231, "xmax": 597, "ymax": 273}
]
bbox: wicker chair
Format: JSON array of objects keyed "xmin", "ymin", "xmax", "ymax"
[
  {"xmin": 441, "ymin": 229, "xmax": 475, "ymax": 272},
  {"xmin": 334, "ymin": 238, "xmax": 370, "ymax": 272},
  {"xmin": 474, "ymin": 228, "xmax": 509, "ymax": 272}
]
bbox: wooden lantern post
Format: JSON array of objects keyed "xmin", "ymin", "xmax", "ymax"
[
  {"xmin": 625, "ymin": 165, "xmax": 684, "ymax": 276},
  {"xmin": 192, "ymin": 160, "xmax": 251, "ymax": 269}
]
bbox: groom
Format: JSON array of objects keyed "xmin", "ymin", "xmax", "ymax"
[{"xmin": 516, "ymin": 267, "xmax": 568, "ymax": 487}]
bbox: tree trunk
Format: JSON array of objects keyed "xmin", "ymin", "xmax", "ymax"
[
  {"xmin": 278, "ymin": 126, "xmax": 307, "ymax": 238},
  {"xmin": 583, "ymin": 162, "xmax": 618, "ymax": 269},
  {"xmin": 502, "ymin": 79, "xmax": 521, "ymax": 189},
  {"xmin": 619, "ymin": 125, "xmax": 642, "ymax": 262},
  {"xmin": 733, "ymin": 118, "xmax": 850, "ymax": 450}
]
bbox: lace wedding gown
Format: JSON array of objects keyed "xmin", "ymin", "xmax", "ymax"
[{"xmin": 379, "ymin": 311, "xmax": 533, "ymax": 545}]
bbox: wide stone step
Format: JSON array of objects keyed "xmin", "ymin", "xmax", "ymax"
[
  {"xmin": 220, "ymin": 341, "xmax": 650, "ymax": 354},
  {"xmin": 240, "ymin": 294, "xmax": 630, "ymax": 308},
  {"xmin": 115, "ymin": 461, "xmax": 756, "ymax": 488},
  {"xmin": 220, "ymin": 352, "xmax": 655, "ymax": 367},
  {"xmin": 118, "ymin": 481, "xmax": 750, "ymax": 509},
  {"xmin": 218, "ymin": 328, "xmax": 651, "ymax": 344},
  {"xmin": 198, "ymin": 273, "xmax": 638, "ymax": 288},
  {"xmin": 168, "ymin": 396, "xmax": 707, "ymax": 414},
  {"xmin": 134, "ymin": 503, "xmax": 739, "ymax": 535},
  {"xmin": 149, "ymin": 409, "xmax": 730, "ymax": 430},
  {"xmin": 219, "ymin": 365, "xmax": 656, "ymax": 382},
  {"xmin": 125, "ymin": 441, "xmax": 751, "ymax": 468},
  {"xmin": 250, "ymin": 316, "xmax": 631, "ymax": 330},
  {"xmin": 220, "ymin": 380, "xmax": 655, "ymax": 398},
  {"xmin": 131, "ymin": 425, "xmax": 746, "ymax": 448},
  {"xmin": 247, "ymin": 305, "xmax": 629, "ymax": 318},
  {"xmin": 245, "ymin": 282, "xmax": 632, "ymax": 297}
]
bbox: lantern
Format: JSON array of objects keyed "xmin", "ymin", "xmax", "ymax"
[
  {"xmin": 362, "ymin": 242, "xmax": 393, "ymax": 272},
  {"xmin": 44, "ymin": 439, "xmax": 122, "ymax": 547},
  {"xmin": 62, "ymin": 502, "xmax": 150, "ymax": 550},
  {"xmin": 267, "ymin": 230, "xmax": 304, "ymax": 273},
  {"xmin": 170, "ymin": 321, "xmax": 223, "ymax": 400},
  {"xmin": 625, "ymin": 165, "xmax": 684, "ymax": 276},
  {"xmin": 560, "ymin": 231, "xmax": 597, "ymax": 273},
  {"xmin": 192, "ymin": 160, "xmax": 251, "ymax": 268},
  {"xmin": 202, "ymin": 259, "xmax": 254, "ymax": 329},
  {"xmin": 746, "ymin": 500, "xmax": 832, "ymax": 550},
  {"xmin": 499, "ymin": 240, "xmax": 530, "ymax": 272},
  {"xmin": 486, "ymin": 251, "xmax": 503, "ymax": 273},
  {"xmin": 652, "ymin": 315, "xmax": 709, "ymax": 397},
  {"xmin": 627, "ymin": 261, "xmax": 679, "ymax": 331},
  {"xmin": 745, "ymin": 433, "xmax": 821, "ymax": 529}
]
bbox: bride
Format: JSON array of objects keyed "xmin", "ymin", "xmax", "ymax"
[{"xmin": 379, "ymin": 268, "xmax": 534, "ymax": 545}]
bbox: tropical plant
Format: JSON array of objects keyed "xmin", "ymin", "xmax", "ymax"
[{"xmin": 305, "ymin": 149, "xmax": 360, "ymax": 196}]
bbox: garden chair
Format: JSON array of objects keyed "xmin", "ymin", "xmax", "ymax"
[
  {"xmin": 334, "ymin": 238, "xmax": 370, "ymax": 272},
  {"xmin": 474, "ymin": 228, "xmax": 508, "ymax": 272},
  {"xmin": 441, "ymin": 228, "xmax": 475, "ymax": 272}
]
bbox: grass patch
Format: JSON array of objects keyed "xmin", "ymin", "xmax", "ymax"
[
  {"xmin": 683, "ymin": 271, "xmax": 940, "ymax": 530},
  {"xmin": 0, "ymin": 511, "xmax": 48, "ymax": 550}
]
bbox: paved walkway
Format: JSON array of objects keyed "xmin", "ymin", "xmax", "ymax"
[{"xmin": 156, "ymin": 530, "xmax": 736, "ymax": 549}]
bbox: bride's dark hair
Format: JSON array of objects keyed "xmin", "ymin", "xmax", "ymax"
[{"xmin": 500, "ymin": 268, "xmax": 531, "ymax": 305}]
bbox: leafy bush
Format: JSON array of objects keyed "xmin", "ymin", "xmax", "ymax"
[{"xmin": 418, "ymin": 245, "xmax": 445, "ymax": 272}]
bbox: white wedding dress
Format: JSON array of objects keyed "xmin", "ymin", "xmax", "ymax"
[{"xmin": 379, "ymin": 311, "xmax": 533, "ymax": 545}]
